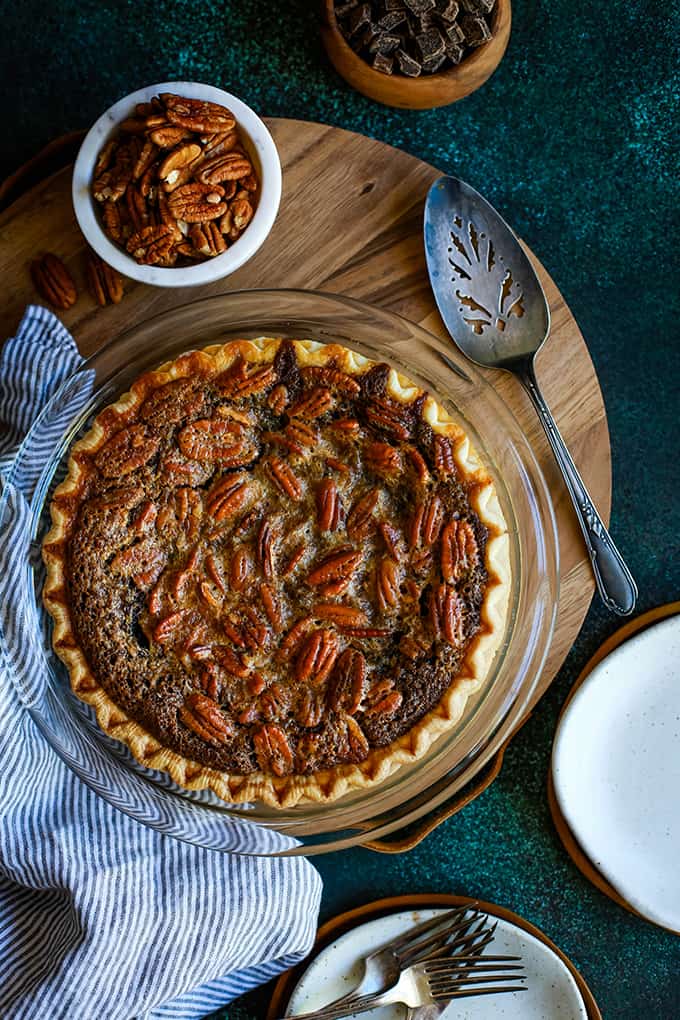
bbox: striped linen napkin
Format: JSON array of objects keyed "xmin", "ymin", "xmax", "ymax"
[{"xmin": 0, "ymin": 306, "xmax": 322, "ymax": 1020}]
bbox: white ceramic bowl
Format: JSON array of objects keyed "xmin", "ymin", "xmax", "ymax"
[{"xmin": 72, "ymin": 81, "xmax": 282, "ymax": 288}]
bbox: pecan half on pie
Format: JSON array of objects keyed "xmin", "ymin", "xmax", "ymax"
[{"xmin": 43, "ymin": 339, "xmax": 510, "ymax": 807}]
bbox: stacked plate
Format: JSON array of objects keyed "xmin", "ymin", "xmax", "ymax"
[
  {"xmin": 552, "ymin": 611, "xmax": 680, "ymax": 933},
  {"xmin": 283, "ymin": 903, "xmax": 595, "ymax": 1019}
]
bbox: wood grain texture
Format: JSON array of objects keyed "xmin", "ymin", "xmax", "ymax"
[
  {"xmin": 0, "ymin": 118, "xmax": 611, "ymax": 718},
  {"xmin": 321, "ymin": 0, "xmax": 512, "ymax": 109}
]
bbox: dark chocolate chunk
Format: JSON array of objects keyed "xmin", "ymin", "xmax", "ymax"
[
  {"xmin": 378, "ymin": 10, "xmax": 408, "ymax": 31},
  {"xmin": 404, "ymin": 0, "xmax": 435, "ymax": 13},
  {"xmin": 347, "ymin": 2, "xmax": 372, "ymax": 35},
  {"xmin": 350, "ymin": 21, "xmax": 380, "ymax": 53},
  {"xmin": 335, "ymin": 0, "xmax": 491, "ymax": 79},
  {"xmin": 373, "ymin": 51, "xmax": 395, "ymax": 74},
  {"xmin": 459, "ymin": 13, "xmax": 492, "ymax": 46},
  {"xmin": 360, "ymin": 21, "xmax": 382, "ymax": 47},
  {"xmin": 415, "ymin": 28, "xmax": 445, "ymax": 63},
  {"xmin": 369, "ymin": 32, "xmax": 402, "ymax": 54},
  {"xmin": 423, "ymin": 51, "xmax": 448, "ymax": 72},
  {"xmin": 416, "ymin": 12, "xmax": 437, "ymax": 30},
  {"xmin": 444, "ymin": 39, "xmax": 464, "ymax": 63},
  {"xmin": 396, "ymin": 47, "xmax": 423, "ymax": 75},
  {"xmin": 444, "ymin": 20, "xmax": 465, "ymax": 44},
  {"xmin": 435, "ymin": 0, "xmax": 460, "ymax": 20},
  {"xmin": 334, "ymin": 1, "xmax": 360, "ymax": 18},
  {"xmin": 461, "ymin": 0, "xmax": 495, "ymax": 12}
]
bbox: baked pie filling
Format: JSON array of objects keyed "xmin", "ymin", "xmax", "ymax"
[{"xmin": 43, "ymin": 339, "xmax": 510, "ymax": 806}]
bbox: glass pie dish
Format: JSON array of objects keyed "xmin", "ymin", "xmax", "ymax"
[{"xmin": 0, "ymin": 290, "xmax": 558, "ymax": 856}]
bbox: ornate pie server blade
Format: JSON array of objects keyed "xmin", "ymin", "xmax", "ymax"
[{"xmin": 424, "ymin": 176, "xmax": 637, "ymax": 616}]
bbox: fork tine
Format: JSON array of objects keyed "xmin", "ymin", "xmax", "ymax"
[
  {"xmin": 418, "ymin": 920, "xmax": 499, "ymax": 966},
  {"xmin": 279, "ymin": 987, "xmax": 388, "ymax": 1020},
  {"xmin": 379, "ymin": 905, "xmax": 470, "ymax": 955},
  {"xmin": 462, "ymin": 918, "xmax": 496, "ymax": 942},
  {"xmin": 440, "ymin": 920, "xmax": 495, "ymax": 956},
  {"xmin": 423, "ymin": 950, "xmax": 521, "ymax": 970},
  {"xmin": 399, "ymin": 909, "xmax": 486, "ymax": 964},
  {"xmin": 398, "ymin": 908, "xmax": 486, "ymax": 962},
  {"xmin": 425, "ymin": 962, "xmax": 525, "ymax": 974},
  {"xmin": 454, "ymin": 914, "xmax": 489, "ymax": 939},
  {"xmin": 426, "ymin": 954, "xmax": 522, "ymax": 963},
  {"xmin": 433, "ymin": 985, "xmax": 528, "ymax": 1000},
  {"xmin": 448, "ymin": 927, "xmax": 491, "ymax": 953},
  {"xmin": 429, "ymin": 973, "xmax": 527, "ymax": 991}
]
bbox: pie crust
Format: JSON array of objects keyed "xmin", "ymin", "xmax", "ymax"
[{"xmin": 43, "ymin": 338, "xmax": 511, "ymax": 808}]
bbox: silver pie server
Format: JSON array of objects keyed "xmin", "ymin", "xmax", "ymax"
[{"xmin": 424, "ymin": 176, "xmax": 637, "ymax": 616}]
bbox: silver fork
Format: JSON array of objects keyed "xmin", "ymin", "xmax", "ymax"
[
  {"xmin": 279, "ymin": 953, "xmax": 526, "ymax": 1020},
  {"xmin": 302, "ymin": 904, "xmax": 477, "ymax": 1013}
]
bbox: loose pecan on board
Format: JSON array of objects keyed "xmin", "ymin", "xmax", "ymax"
[
  {"xmin": 85, "ymin": 250, "xmax": 124, "ymax": 306},
  {"xmin": 31, "ymin": 254, "xmax": 77, "ymax": 309}
]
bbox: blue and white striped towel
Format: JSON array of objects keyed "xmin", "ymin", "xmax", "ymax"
[{"xmin": 0, "ymin": 306, "xmax": 322, "ymax": 1020}]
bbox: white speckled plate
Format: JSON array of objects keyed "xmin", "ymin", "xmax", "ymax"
[
  {"xmin": 286, "ymin": 908, "xmax": 587, "ymax": 1019},
  {"xmin": 552, "ymin": 613, "xmax": 680, "ymax": 934}
]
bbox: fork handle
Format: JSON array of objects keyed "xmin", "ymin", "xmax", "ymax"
[
  {"xmin": 278, "ymin": 982, "xmax": 404, "ymax": 1020},
  {"xmin": 519, "ymin": 360, "xmax": 637, "ymax": 616}
]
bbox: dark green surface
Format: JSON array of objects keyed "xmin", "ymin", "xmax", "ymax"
[{"xmin": 4, "ymin": 1, "xmax": 679, "ymax": 1016}]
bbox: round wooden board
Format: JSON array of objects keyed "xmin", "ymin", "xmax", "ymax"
[
  {"xmin": 0, "ymin": 119, "xmax": 611, "ymax": 836},
  {"xmin": 548, "ymin": 601, "xmax": 680, "ymax": 928},
  {"xmin": 266, "ymin": 894, "xmax": 602, "ymax": 1019}
]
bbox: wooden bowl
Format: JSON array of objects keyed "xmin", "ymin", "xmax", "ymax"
[{"xmin": 320, "ymin": 0, "xmax": 511, "ymax": 109}]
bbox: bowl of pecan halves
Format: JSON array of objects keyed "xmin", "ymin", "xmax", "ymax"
[{"xmin": 73, "ymin": 82, "xmax": 282, "ymax": 287}]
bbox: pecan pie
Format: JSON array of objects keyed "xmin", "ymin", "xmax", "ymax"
[{"xmin": 43, "ymin": 339, "xmax": 510, "ymax": 807}]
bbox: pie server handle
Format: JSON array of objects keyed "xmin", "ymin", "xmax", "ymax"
[{"xmin": 520, "ymin": 360, "xmax": 638, "ymax": 616}]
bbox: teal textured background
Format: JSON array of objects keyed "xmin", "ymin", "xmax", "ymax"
[{"xmin": 2, "ymin": 1, "xmax": 679, "ymax": 1016}]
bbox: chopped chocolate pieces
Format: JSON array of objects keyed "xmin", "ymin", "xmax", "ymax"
[
  {"xmin": 379, "ymin": 11, "xmax": 407, "ymax": 30},
  {"xmin": 459, "ymin": 13, "xmax": 492, "ymax": 46},
  {"xmin": 347, "ymin": 2, "xmax": 372, "ymax": 34},
  {"xmin": 445, "ymin": 40, "xmax": 464, "ymax": 63},
  {"xmin": 404, "ymin": 0, "xmax": 436, "ymax": 13},
  {"xmin": 335, "ymin": 1, "xmax": 360, "ymax": 17},
  {"xmin": 415, "ymin": 28, "xmax": 446, "ymax": 64},
  {"xmin": 423, "ymin": 51, "xmax": 448, "ymax": 73},
  {"xmin": 373, "ymin": 51, "xmax": 395, "ymax": 73},
  {"xmin": 416, "ymin": 13, "xmax": 437, "ymax": 31},
  {"xmin": 396, "ymin": 48, "xmax": 422, "ymax": 76},
  {"xmin": 435, "ymin": 0, "xmax": 460, "ymax": 20},
  {"xmin": 461, "ymin": 0, "xmax": 495, "ymax": 12},
  {"xmin": 333, "ymin": 0, "xmax": 495, "ymax": 77},
  {"xmin": 444, "ymin": 20, "xmax": 465, "ymax": 43},
  {"xmin": 369, "ymin": 32, "xmax": 402, "ymax": 53},
  {"xmin": 354, "ymin": 22, "xmax": 381, "ymax": 50}
]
